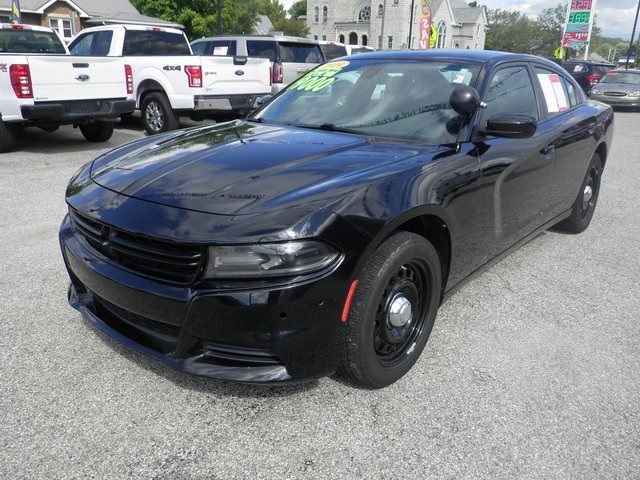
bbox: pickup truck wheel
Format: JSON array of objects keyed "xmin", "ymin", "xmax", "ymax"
[
  {"xmin": 80, "ymin": 121, "xmax": 114, "ymax": 142},
  {"xmin": 337, "ymin": 232, "xmax": 442, "ymax": 388},
  {"xmin": 0, "ymin": 121, "xmax": 17, "ymax": 153},
  {"xmin": 141, "ymin": 93, "xmax": 178, "ymax": 135}
]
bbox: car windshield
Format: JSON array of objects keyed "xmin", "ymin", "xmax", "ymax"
[
  {"xmin": 600, "ymin": 70, "xmax": 640, "ymax": 84},
  {"xmin": 254, "ymin": 59, "xmax": 481, "ymax": 144}
]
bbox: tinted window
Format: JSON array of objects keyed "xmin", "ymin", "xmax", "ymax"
[
  {"xmin": 320, "ymin": 44, "xmax": 347, "ymax": 60},
  {"xmin": 247, "ymin": 40, "xmax": 277, "ymax": 62},
  {"xmin": 209, "ymin": 40, "xmax": 236, "ymax": 56},
  {"xmin": 593, "ymin": 65, "xmax": 613, "ymax": 76},
  {"xmin": 123, "ymin": 31, "xmax": 190, "ymax": 56},
  {"xmin": 0, "ymin": 30, "xmax": 66, "ymax": 54},
  {"xmin": 483, "ymin": 66, "xmax": 538, "ymax": 123},
  {"xmin": 534, "ymin": 67, "xmax": 570, "ymax": 115},
  {"xmin": 279, "ymin": 42, "xmax": 324, "ymax": 63},
  {"xmin": 561, "ymin": 76, "xmax": 579, "ymax": 106},
  {"xmin": 564, "ymin": 62, "xmax": 587, "ymax": 74},
  {"xmin": 256, "ymin": 60, "xmax": 481, "ymax": 144},
  {"xmin": 190, "ymin": 41, "xmax": 206, "ymax": 55},
  {"xmin": 69, "ymin": 31, "xmax": 113, "ymax": 56}
]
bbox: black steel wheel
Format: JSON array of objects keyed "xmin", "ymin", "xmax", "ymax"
[
  {"xmin": 554, "ymin": 152, "xmax": 603, "ymax": 234},
  {"xmin": 338, "ymin": 231, "xmax": 442, "ymax": 388}
]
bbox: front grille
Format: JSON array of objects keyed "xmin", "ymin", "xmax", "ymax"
[
  {"xmin": 70, "ymin": 209, "xmax": 205, "ymax": 285},
  {"xmin": 604, "ymin": 91, "xmax": 627, "ymax": 97},
  {"xmin": 203, "ymin": 342, "xmax": 283, "ymax": 367}
]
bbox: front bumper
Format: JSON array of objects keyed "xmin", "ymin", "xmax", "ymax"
[
  {"xmin": 21, "ymin": 99, "xmax": 135, "ymax": 123},
  {"xmin": 589, "ymin": 94, "xmax": 640, "ymax": 108},
  {"xmin": 59, "ymin": 214, "xmax": 349, "ymax": 383}
]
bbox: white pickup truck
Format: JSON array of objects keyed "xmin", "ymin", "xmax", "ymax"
[
  {"xmin": 69, "ymin": 25, "xmax": 272, "ymax": 135},
  {"xmin": 0, "ymin": 23, "xmax": 135, "ymax": 153}
]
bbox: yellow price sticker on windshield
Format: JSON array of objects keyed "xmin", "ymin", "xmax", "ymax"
[{"xmin": 292, "ymin": 61, "xmax": 350, "ymax": 93}]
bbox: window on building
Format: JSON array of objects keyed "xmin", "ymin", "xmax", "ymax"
[
  {"xmin": 322, "ymin": 35, "xmax": 327, "ymax": 41},
  {"xmin": 388, "ymin": 36, "xmax": 393, "ymax": 49},
  {"xmin": 314, "ymin": 35, "xmax": 318, "ymax": 40},
  {"xmin": 482, "ymin": 66, "xmax": 539, "ymax": 126},
  {"xmin": 0, "ymin": 15, "xmax": 11, "ymax": 23},
  {"xmin": 48, "ymin": 17, "xmax": 73, "ymax": 40},
  {"xmin": 378, "ymin": 4, "xmax": 384, "ymax": 15},
  {"xmin": 314, "ymin": 6, "xmax": 319, "ymax": 23},
  {"xmin": 323, "ymin": 6, "xmax": 328, "ymax": 22},
  {"xmin": 436, "ymin": 20, "xmax": 447, "ymax": 49},
  {"xmin": 362, "ymin": 34, "xmax": 368, "ymax": 46},
  {"xmin": 349, "ymin": 32, "xmax": 358, "ymax": 45},
  {"xmin": 358, "ymin": 6, "xmax": 371, "ymax": 23},
  {"xmin": 393, "ymin": 0, "xmax": 399, "ymax": 4},
  {"xmin": 339, "ymin": 34, "xmax": 345, "ymax": 43}
]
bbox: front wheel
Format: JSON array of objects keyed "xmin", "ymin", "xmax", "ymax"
[
  {"xmin": 80, "ymin": 121, "xmax": 114, "ymax": 142},
  {"xmin": 141, "ymin": 92, "xmax": 178, "ymax": 135},
  {"xmin": 338, "ymin": 231, "xmax": 442, "ymax": 388},
  {"xmin": 554, "ymin": 152, "xmax": 603, "ymax": 234}
]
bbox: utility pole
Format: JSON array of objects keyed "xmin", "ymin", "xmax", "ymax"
[
  {"xmin": 380, "ymin": 0, "xmax": 388, "ymax": 50},
  {"xmin": 408, "ymin": 0, "xmax": 416, "ymax": 49},
  {"xmin": 626, "ymin": 0, "xmax": 640, "ymax": 69}
]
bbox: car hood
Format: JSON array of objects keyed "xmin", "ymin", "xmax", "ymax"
[{"xmin": 91, "ymin": 121, "xmax": 427, "ymax": 216}]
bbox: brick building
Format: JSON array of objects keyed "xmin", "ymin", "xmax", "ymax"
[
  {"xmin": 307, "ymin": 0, "xmax": 486, "ymax": 51},
  {"xmin": 0, "ymin": 0, "xmax": 180, "ymax": 42}
]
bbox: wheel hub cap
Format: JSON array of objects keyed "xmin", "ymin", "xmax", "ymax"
[
  {"xmin": 388, "ymin": 295, "xmax": 412, "ymax": 328},
  {"xmin": 583, "ymin": 184, "xmax": 593, "ymax": 205},
  {"xmin": 146, "ymin": 102, "xmax": 164, "ymax": 131}
]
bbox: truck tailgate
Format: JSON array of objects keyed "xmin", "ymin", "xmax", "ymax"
[
  {"xmin": 200, "ymin": 57, "xmax": 271, "ymax": 95},
  {"xmin": 28, "ymin": 56, "xmax": 126, "ymax": 101}
]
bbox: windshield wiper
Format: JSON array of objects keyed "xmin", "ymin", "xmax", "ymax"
[
  {"xmin": 297, "ymin": 123, "xmax": 363, "ymax": 135},
  {"xmin": 245, "ymin": 117, "xmax": 263, "ymax": 123}
]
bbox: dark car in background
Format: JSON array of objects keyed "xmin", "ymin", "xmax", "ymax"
[
  {"xmin": 590, "ymin": 68, "xmax": 640, "ymax": 109},
  {"xmin": 563, "ymin": 60, "xmax": 615, "ymax": 94},
  {"xmin": 60, "ymin": 50, "xmax": 613, "ymax": 388}
]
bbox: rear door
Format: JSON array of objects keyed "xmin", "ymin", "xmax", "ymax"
[
  {"xmin": 28, "ymin": 56, "xmax": 127, "ymax": 101},
  {"xmin": 278, "ymin": 41, "xmax": 324, "ymax": 85}
]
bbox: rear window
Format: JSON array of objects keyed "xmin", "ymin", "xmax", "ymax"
[
  {"xmin": 0, "ymin": 29, "xmax": 66, "ymax": 54},
  {"xmin": 593, "ymin": 65, "xmax": 613, "ymax": 75},
  {"xmin": 279, "ymin": 42, "xmax": 324, "ymax": 63},
  {"xmin": 123, "ymin": 30, "xmax": 191, "ymax": 56},
  {"xmin": 247, "ymin": 40, "xmax": 277, "ymax": 63},
  {"xmin": 69, "ymin": 31, "xmax": 113, "ymax": 56},
  {"xmin": 320, "ymin": 44, "xmax": 347, "ymax": 60},
  {"xmin": 208, "ymin": 40, "xmax": 236, "ymax": 56}
]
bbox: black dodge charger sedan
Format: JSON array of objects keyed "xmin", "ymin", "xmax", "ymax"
[{"xmin": 60, "ymin": 51, "xmax": 613, "ymax": 388}]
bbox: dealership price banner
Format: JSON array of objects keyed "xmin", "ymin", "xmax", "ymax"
[{"xmin": 562, "ymin": 0, "xmax": 597, "ymax": 54}]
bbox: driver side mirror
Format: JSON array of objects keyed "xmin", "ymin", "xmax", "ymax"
[
  {"xmin": 482, "ymin": 114, "xmax": 537, "ymax": 139},
  {"xmin": 255, "ymin": 95, "xmax": 273, "ymax": 107}
]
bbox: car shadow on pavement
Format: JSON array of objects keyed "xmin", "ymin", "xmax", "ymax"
[{"xmin": 78, "ymin": 315, "xmax": 320, "ymax": 398}]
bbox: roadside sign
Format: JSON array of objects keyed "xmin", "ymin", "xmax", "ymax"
[{"xmin": 562, "ymin": 0, "xmax": 597, "ymax": 58}]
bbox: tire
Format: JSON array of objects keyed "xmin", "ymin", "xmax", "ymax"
[
  {"xmin": 554, "ymin": 152, "xmax": 603, "ymax": 234},
  {"xmin": 0, "ymin": 120, "xmax": 17, "ymax": 153},
  {"xmin": 141, "ymin": 92, "xmax": 178, "ymax": 135},
  {"xmin": 338, "ymin": 231, "xmax": 442, "ymax": 388},
  {"xmin": 80, "ymin": 121, "xmax": 114, "ymax": 143}
]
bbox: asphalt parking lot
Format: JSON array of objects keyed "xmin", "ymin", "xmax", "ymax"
[{"xmin": 1, "ymin": 113, "xmax": 639, "ymax": 479}]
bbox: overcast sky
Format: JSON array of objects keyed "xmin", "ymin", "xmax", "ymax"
[{"xmin": 280, "ymin": 0, "xmax": 639, "ymax": 39}]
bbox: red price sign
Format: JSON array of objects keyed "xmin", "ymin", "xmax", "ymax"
[
  {"xmin": 564, "ymin": 31, "xmax": 589, "ymax": 41},
  {"xmin": 571, "ymin": 0, "xmax": 592, "ymax": 10}
]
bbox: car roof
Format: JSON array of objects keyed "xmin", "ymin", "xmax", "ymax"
[
  {"xmin": 195, "ymin": 35, "xmax": 317, "ymax": 44},
  {"xmin": 0, "ymin": 23, "xmax": 57, "ymax": 34},
  {"xmin": 77, "ymin": 24, "xmax": 185, "ymax": 35},
  {"xmin": 343, "ymin": 49, "xmax": 561, "ymax": 68}
]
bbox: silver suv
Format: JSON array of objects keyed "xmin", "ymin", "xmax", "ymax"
[{"xmin": 191, "ymin": 35, "xmax": 325, "ymax": 94}]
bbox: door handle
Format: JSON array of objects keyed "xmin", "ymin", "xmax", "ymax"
[{"xmin": 541, "ymin": 144, "xmax": 555, "ymax": 156}]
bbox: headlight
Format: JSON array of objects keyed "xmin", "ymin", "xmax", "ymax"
[
  {"xmin": 203, "ymin": 241, "xmax": 341, "ymax": 279},
  {"xmin": 628, "ymin": 91, "xmax": 640, "ymax": 97},
  {"xmin": 590, "ymin": 88, "xmax": 601, "ymax": 95}
]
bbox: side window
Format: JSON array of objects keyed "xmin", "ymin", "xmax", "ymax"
[
  {"xmin": 164, "ymin": 32, "xmax": 191, "ymax": 55},
  {"xmin": 247, "ymin": 40, "xmax": 277, "ymax": 63},
  {"xmin": 279, "ymin": 42, "xmax": 324, "ymax": 63},
  {"xmin": 534, "ymin": 67, "xmax": 570, "ymax": 115},
  {"xmin": 191, "ymin": 42, "xmax": 206, "ymax": 55},
  {"xmin": 561, "ymin": 76, "xmax": 579, "ymax": 106},
  {"xmin": 123, "ymin": 31, "xmax": 190, "ymax": 56},
  {"xmin": 483, "ymin": 66, "xmax": 538, "ymax": 125},
  {"xmin": 209, "ymin": 40, "xmax": 236, "ymax": 56},
  {"xmin": 69, "ymin": 33, "xmax": 95, "ymax": 55},
  {"xmin": 93, "ymin": 31, "xmax": 113, "ymax": 56}
]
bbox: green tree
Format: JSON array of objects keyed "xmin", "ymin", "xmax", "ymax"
[
  {"xmin": 272, "ymin": 16, "xmax": 309, "ymax": 36},
  {"xmin": 256, "ymin": 0, "xmax": 287, "ymax": 22},
  {"xmin": 130, "ymin": 0, "xmax": 259, "ymax": 39},
  {"xmin": 534, "ymin": 3, "xmax": 567, "ymax": 56},
  {"xmin": 288, "ymin": 0, "xmax": 307, "ymax": 19},
  {"xmin": 485, "ymin": 9, "xmax": 537, "ymax": 53}
]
